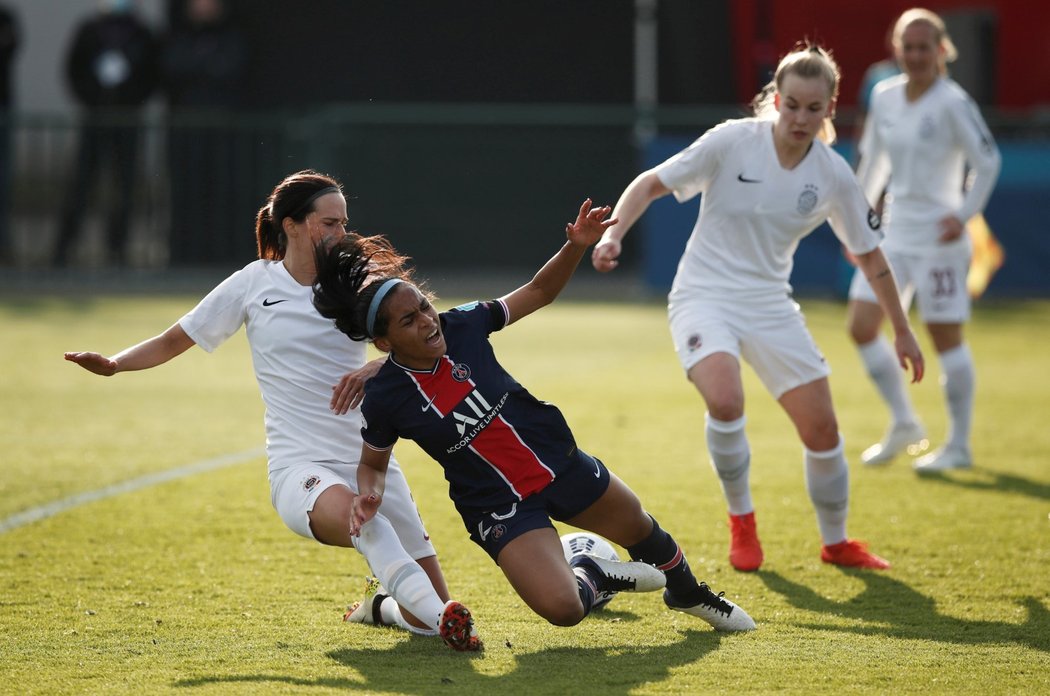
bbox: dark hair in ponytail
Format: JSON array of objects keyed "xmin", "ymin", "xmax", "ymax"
[
  {"xmin": 312, "ymin": 233, "xmax": 419, "ymax": 341},
  {"xmin": 255, "ymin": 170, "xmax": 342, "ymax": 260}
]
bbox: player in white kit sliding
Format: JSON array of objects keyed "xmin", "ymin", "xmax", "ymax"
[
  {"xmin": 592, "ymin": 44, "xmax": 925, "ymax": 572},
  {"xmin": 65, "ymin": 171, "xmax": 480, "ymax": 651},
  {"xmin": 847, "ymin": 8, "xmax": 1001, "ymax": 472}
]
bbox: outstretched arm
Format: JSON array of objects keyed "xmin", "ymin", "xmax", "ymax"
[
  {"xmin": 592, "ymin": 170, "xmax": 671, "ymax": 272},
  {"xmin": 65, "ymin": 322, "xmax": 196, "ymax": 376},
  {"xmin": 350, "ymin": 445, "xmax": 392, "ymax": 536},
  {"xmin": 499, "ymin": 198, "xmax": 616, "ymax": 326},
  {"xmin": 854, "ymin": 248, "xmax": 925, "ymax": 383}
]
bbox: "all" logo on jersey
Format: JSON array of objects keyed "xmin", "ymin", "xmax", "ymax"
[{"xmin": 453, "ymin": 390, "xmax": 494, "ymax": 435}]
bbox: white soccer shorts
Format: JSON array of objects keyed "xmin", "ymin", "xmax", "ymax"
[
  {"xmin": 668, "ymin": 294, "xmax": 830, "ymax": 399},
  {"xmin": 269, "ymin": 456, "xmax": 436, "ymax": 560},
  {"xmin": 848, "ymin": 244, "xmax": 971, "ymax": 324}
]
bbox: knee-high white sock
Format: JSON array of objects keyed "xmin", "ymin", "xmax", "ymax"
[
  {"xmin": 352, "ymin": 514, "xmax": 445, "ymax": 632},
  {"xmin": 939, "ymin": 344, "xmax": 975, "ymax": 452},
  {"xmin": 377, "ymin": 598, "xmax": 438, "ymax": 636},
  {"xmin": 805, "ymin": 438, "xmax": 849, "ymax": 545},
  {"xmin": 858, "ymin": 336, "xmax": 917, "ymax": 426},
  {"xmin": 705, "ymin": 414, "xmax": 752, "ymax": 515}
]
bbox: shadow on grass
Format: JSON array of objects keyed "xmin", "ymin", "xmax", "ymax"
[
  {"xmin": 915, "ymin": 468, "xmax": 1050, "ymax": 501},
  {"xmin": 173, "ymin": 628, "xmax": 723, "ymax": 694},
  {"xmin": 758, "ymin": 569, "xmax": 1049, "ymax": 652}
]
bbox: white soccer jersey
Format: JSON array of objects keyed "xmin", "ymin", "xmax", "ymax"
[
  {"xmin": 656, "ymin": 118, "xmax": 883, "ymax": 303},
  {"xmin": 856, "ymin": 75, "xmax": 1001, "ymax": 252},
  {"xmin": 179, "ymin": 259, "xmax": 366, "ymax": 474}
]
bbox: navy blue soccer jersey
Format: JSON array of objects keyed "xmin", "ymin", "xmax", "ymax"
[{"xmin": 360, "ymin": 300, "xmax": 581, "ymax": 510}]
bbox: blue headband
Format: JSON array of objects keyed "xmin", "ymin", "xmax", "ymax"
[{"xmin": 366, "ymin": 279, "xmax": 403, "ymax": 338}]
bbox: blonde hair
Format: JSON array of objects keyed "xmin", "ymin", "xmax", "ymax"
[
  {"xmin": 751, "ymin": 43, "xmax": 841, "ymax": 144},
  {"xmin": 893, "ymin": 8, "xmax": 958, "ymax": 74}
]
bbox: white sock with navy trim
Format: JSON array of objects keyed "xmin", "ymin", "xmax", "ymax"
[
  {"xmin": 804, "ymin": 437, "xmax": 849, "ymax": 545},
  {"xmin": 939, "ymin": 344, "xmax": 975, "ymax": 452},
  {"xmin": 858, "ymin": 336, "xmax": 917, "ymax": 427},
  {"xmin": 705, "ymin": 414, "xmax": 752, "ymax": 515}
]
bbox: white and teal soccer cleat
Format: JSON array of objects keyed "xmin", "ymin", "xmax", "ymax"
[
  {"xmin": 343, "ymin": 576, "xmax": 388, "ymax": 624},
  {"xmin": 913, "ymin": 446, "xmax": 972, "ymax": 472},
  {"xmin": 861, "ymin": 421, "xmax": 928, "ymax": 465}
]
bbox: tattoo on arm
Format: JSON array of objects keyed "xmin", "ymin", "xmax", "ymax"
[{"xmin": 874, "ymin": 269, "xmax": 891, "ymax": 280}]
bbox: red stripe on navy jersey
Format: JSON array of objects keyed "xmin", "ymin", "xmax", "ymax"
[
  {"xmin": 468, "ymin": 415, "xmax": 554, "ymax": 499},
  {"xmin": 411, "ymin": 356, "xmax": 474, "ymax": 415},
  {"xmin": 656, "ymin": 545, "xmax": 684, "ymax": 572},
  {"xmin": 407, "ymin": 354, "xmax": 554, "ymax": 500}
]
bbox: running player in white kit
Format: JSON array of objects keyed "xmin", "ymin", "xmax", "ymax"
[
  {"xmin": 847, "ymin": 8, "xmax": 1001, "ymax": 472},
  {"xmin": 592, "ymin": 45, "xmax": 925, "ymax": 572},
  {"xmin": 65, "ymin": 171, "xmax": 480, "ymax": 651}
]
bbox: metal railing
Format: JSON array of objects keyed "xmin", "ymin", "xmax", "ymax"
[{"xmin": 2, "ymin": 104, "xmax": 1046, "ymax": 272}]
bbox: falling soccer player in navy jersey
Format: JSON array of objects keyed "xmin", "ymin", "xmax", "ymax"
[{"xmin": 312, "ymin": 199, "xmax": 756, "ymax": 632}]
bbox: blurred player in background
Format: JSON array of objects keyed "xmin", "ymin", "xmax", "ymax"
[
  {"xmin": 592, "ymin": 44, "xmax": 924, "ymax": 572},
  {"xmin": 65, "ymin": 170, "xmax": 480, "ymax": 651},
  {"xmin": 312, "ymin": 201, "xmax": 755, "ymax": 632},
  {"xmin": 847, "ymin": 8, "xmax": 1001, "ymax": 472}
]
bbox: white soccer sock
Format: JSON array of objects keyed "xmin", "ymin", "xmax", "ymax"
[
  {"xmin": 858, "ymin": 336, "xmax": 917, "ymax": 426},
  {"xmin": 352, "ymin": 513, "xmax": 446, "ymax": 632},
  {"xmin": 939, "ymin": 344, "xmax": 975, "ymax": 452},
  {"xmin": 705, "ymin": 414, "xmax": 753, "ymax": 515},
  {"xmin": 378, "ymin": 597, "xmax": 438, "ymax": 636},
  {"xmin": 804, "ymin": 437, "xmax": 849, "ymax": 545}
]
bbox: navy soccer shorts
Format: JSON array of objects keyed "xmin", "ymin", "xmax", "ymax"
[{"xmin": 458, "ymin": 449, "xmax": 612, "ymax": 562}]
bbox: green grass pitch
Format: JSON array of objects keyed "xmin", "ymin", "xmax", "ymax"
[{"xmin": 1, "ymin": 294, "xmax": 1047, "ymax": 695}]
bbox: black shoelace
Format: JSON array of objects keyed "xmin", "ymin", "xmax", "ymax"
[{"xmin": 697, "ymin": 582, "xmax": 733, "ymax": 616}]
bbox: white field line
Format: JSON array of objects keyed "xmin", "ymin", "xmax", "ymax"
[{"xmin": 0, "ymin": 447, "xmax": 265, "ymax": 534}]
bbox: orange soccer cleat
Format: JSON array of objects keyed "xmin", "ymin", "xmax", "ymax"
[
  {"xmin": 439, "ymin": 601, "xmax": 483, "ymax": 652},
  {"xmin": 729, "ymin": 512, "xmax": 764, "ymax": 572},
  {"xmin": 821, "ymin": 539, "xmax": 891, "ymax": 570}
]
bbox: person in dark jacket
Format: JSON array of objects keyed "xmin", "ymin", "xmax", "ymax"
[
  {"xmin": 0, "ymin": 4, "xmax": 19, "ymax": 265},
  {"xmin": 54, "ymin": 0, "xmax": 159, "ymax": 267},
  {"xmin": 161, "ymin": 0, "xmax": 248, "ymax": 266}
]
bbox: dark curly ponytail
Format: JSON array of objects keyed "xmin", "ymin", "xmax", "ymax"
[{"xmin": 312, "ymin": 234, "xmax": 419, "ymax": 341}]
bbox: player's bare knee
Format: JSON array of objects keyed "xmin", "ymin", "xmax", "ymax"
[
  {"xmin": 848, "ymin": 322, "xmax": 878, "ymax": 345},
  {"xmin": 540, "ymin": 597, "xmax": 586, "ymax": 627},
  {"xmin": 707, "ymin": 399, "xmax": 744, "ymax": 422},
  {"xmin": 526, "ymin": 580, "xmax": 587, "ymax": 626},
  {"xmin": 801, "ymin": 419, "xmax": 840, "ymax": 451}
]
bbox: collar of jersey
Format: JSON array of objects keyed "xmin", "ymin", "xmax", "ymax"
[{"xmin": 389, "ymin": 354, "xmax": 441, "ymax": 374}]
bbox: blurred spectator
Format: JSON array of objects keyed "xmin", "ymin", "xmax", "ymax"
[
  {"xmin": 161, "ymin": 0, "xmax": 247, "ymax": 266},
  {"xmin": 0, "ymin": 4, "xmax": 18, "ymax": 266},
  {"xmin": 54, "ymin": 0, "xmax": 159, "ymax": 268}
]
